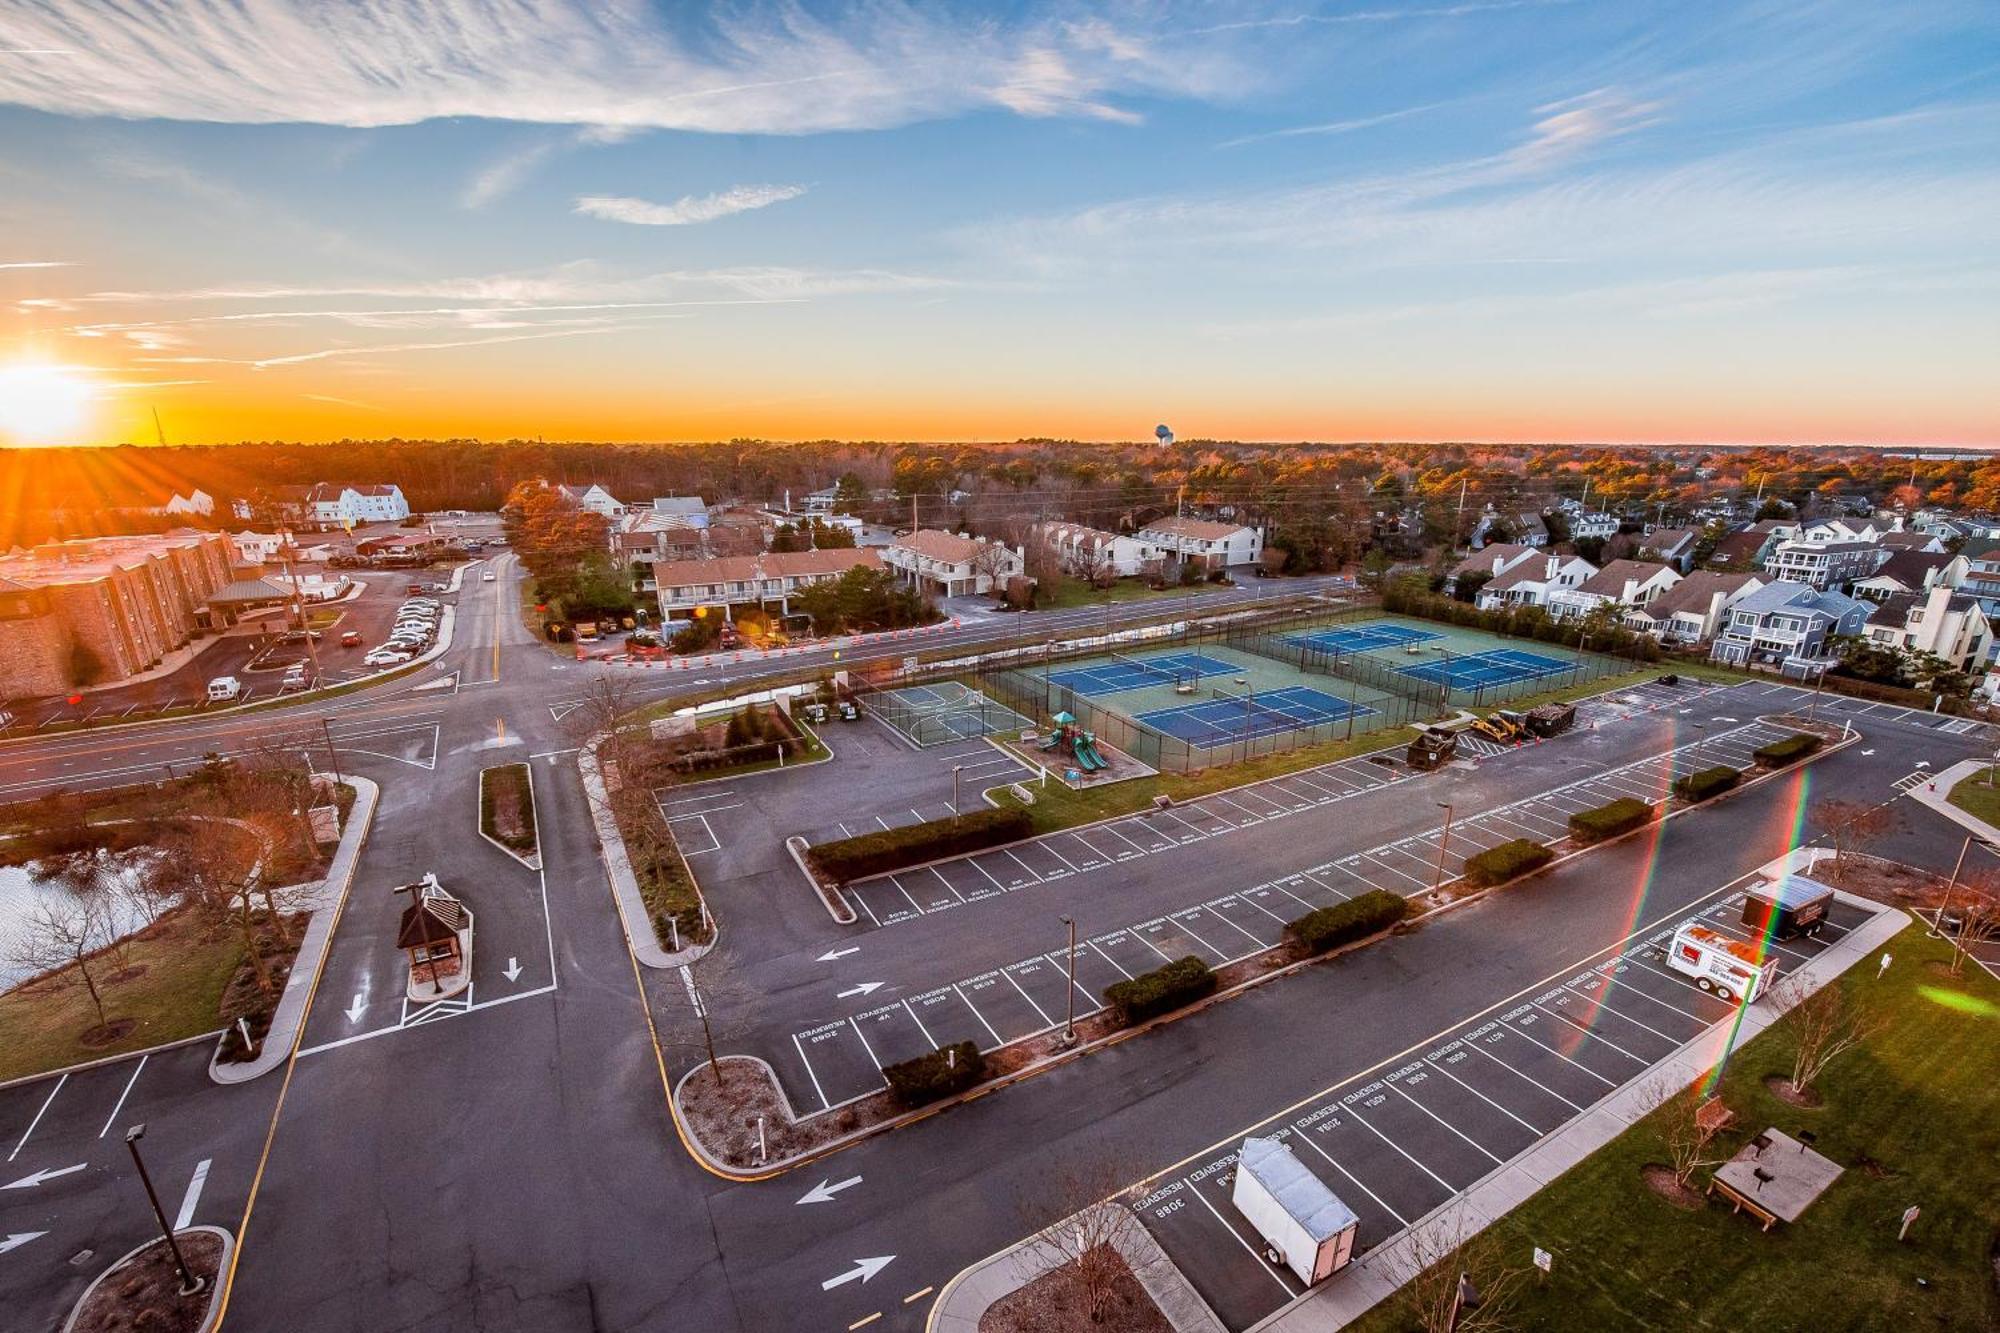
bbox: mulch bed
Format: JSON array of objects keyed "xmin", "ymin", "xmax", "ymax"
[
  {"xmin": 979, "ymin": 1245, "xmax": 1171, "ymax": 1333},
  {"xmin": 1763, "ymin": 1074, "xmax": 1824, "ymax": 1108},
  {"xmin": 677, "ymin": 1055, "xmax": 866, "ymax": 1167},
  {"xmin": 1815, "ymin": 854, "xmax": 1951, "ymax": 910},
  {"xmin": 1640, "ymin": 1163, "xmax": 1707, "ymax": 1211},
  {"xmin": 70, "ymin": 1231, "xmax": 222, "ymax": 1333}
]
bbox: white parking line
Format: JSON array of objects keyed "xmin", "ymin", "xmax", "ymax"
[
  {"xmin": 1344, "ymin": 1100, "xmax": 1455, "ymax": 1192},
  {"xmin": 1422, "ymin": 1054, "xmax": 1547, "ymax": 1135},
  {"xmin": 1387, "ymin": 1077, "xmax": 1504, "ymax": 1164},
  {"xmin": 1460, "ymin": 1035, "xmax": 1586, "ymax": 1112},
  {"xmin": 1002, "ymin": 969, "xmax": 1055, "ymax": 1026},
  {"xmin": 99, "ymin": 1055, "xmax": 148, "ymax": 1138},
  {"xmin": 951, "ymin": 984, "xmax": 1007, "ymax": 1046},
  {"xmin": 901, "ymin": 999, "xmax": 939, "ymax": 1049},
  {"xmin": 1089, "ymin": 940, "xmax": 1135, "ymax": 980},
  {"xmin": 9, "ymin": 1074, "xmax": 65, "ymax": 1161},
  {"xmin": 1494, "ymin": 1018, "xmax": 1618, "ymax": 1087},
  {"xmin": 173, "ymin": 1158, "xmax": 212, "ymax": 1229},
  {"xmin": 1292, "ymin": 1120, "xmax": 1410, "ymax": 1227},
  {"xmin": 1527, "ymin": 1002, "xmax": 1651, "ymax": 1065},
  {"xmin": 1555, "ymin": 983, "xmax": 1685, "ymax": 1044},
  {"xmin": 847, "ymin": 1017, "xmax": 885, "ymax": 1072},
  {"xmin": 791, "ymin": 1033, "xmax": 832, "ymax": 1111},
  {"xmin": 928, "ymin": 866, "xmax": 970, "ymax": 905},
  {"xmin": 1189, "ymin": 1178, "xmax": 1298, "ymax": 1296}
]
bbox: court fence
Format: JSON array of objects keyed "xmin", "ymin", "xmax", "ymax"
[{"xmin": 1240, "ymin": 625, "xmax": 1628, "ymax": 711}]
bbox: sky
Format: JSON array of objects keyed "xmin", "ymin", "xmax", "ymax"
[{"xmin": 0, "ymin": 0, "xmax": 1995, "ymax": 448}]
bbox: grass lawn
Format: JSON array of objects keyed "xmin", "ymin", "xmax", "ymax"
[
  {"xmin": 1947, "ymin": 767, "xmax": 2000, "ymax": 829},
  {"xmin": 1348, "ymin": 926, "xmax": 2000, "ymax": 1333},
  {"xmin": 0, "ymin": 909, "xmax": 242, "ymax": 1082},
  {"xmin": 987, "ymin": 661, "xmax": 1705, "ymax": 837},
  {"xmin": 1033, "ymin": 576, "xmax": 1205, "ymax": 611}
]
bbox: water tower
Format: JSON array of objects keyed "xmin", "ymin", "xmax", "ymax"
[{"xmin": 1155, "ymin": 423, "xmax": 1173, "ymax": 448}]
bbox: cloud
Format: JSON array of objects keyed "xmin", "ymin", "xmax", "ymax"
[
  {"xmin": 1218, "ymin": 102, "xmax": 1450, "ymax": 149},
  {"xmin": 0, "ymin": 260, "xmax": 72, "ymax": 270},
  {"xmin": 0, "ymin": 2, "xmax": 1260, "ymax": 133},
  {"xmin": 575, "ymin": 184, "xmax": 808, "ymax": 227},
  {"xmin": 142, "ymin": 323, "xmax": 649, "ymax": 369},
  {"xmin": 463, "ymin": 140, "xmax": 561, "ymax": 210}
]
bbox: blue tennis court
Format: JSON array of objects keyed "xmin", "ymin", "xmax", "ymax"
[
  {"xmin": 1136, "ymin": 686, "xmax": 1373, "ymax": 748},
  {"xmin": 1396, "ymin": 647, "xmax": 1576, "ymax": 690},
  {"xmin": 1044, "ymin": 651, "xmax": 1240, "ymax": 697},
  {"xmin": 1286, "ymin": 621, "xmax": 1443, "ymax": 656}
]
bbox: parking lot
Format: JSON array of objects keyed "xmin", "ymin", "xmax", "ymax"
[
  {"xmin": 1125, "ymin": 888, "xmax": 1880, "ymax": 1330},
  {"xmin": 784, "ymin": 717, "xmax": 1797, "ymax": 1114}
]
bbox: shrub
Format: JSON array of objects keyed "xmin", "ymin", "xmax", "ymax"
[
  {"xmin": 883, "ymin": 1041, "xmax": 985, "ymax": 1107},
  {"xmin": 1104, "ymin": 956, "xmax": 1216, "ymax": 1026},
  {"xmin": 807, "ymin": 807, "xmax": 1032, "ymax": 883},
  {"xmin": 1754, "ymin": 732, "xmax": 1822, "ymax": 766},
  {"xmin": 1462, "ymin": 838, "xmax": 1555, "ymax": 887},
  {"xmin": 1673, "ymin": 765, "xmax": 1741, "ymax": 803},
  {"xmin": 478, "ymin": 762, "xmax": 537, "ymax": 853},
  {"xmin": 1286, "ymin": 891, "xmax": 1410, "ymax": 955},
  {"xmin": 1568, "ymin": 797, "xmax": 1657, "ymax": 844}
]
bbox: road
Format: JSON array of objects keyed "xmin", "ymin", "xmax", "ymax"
[{"xmin": 0, "ymin": 555, "xmax": 1985, "ymax": 1332}]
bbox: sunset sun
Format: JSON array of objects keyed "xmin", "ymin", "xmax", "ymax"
[{"xmin": 0, "ymin": 362, "xmax": 94, "ymax": 442}]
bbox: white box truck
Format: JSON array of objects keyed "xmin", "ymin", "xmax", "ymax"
[
  {"xmin": 1231, "ymin": 1136, "xmax": 1358, "ymax": 1286},
  {"xmin": 1664, "ymin": 921, "xmax": 1772, "ymax": 1003}
]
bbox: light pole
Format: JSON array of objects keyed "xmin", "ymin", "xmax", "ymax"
[
  {"xmin": 1808, "ymin": 661, "xmax": 1829, "ymax": 721},
  {"xmin": 1432, "ymin": 801, "xmax": 1455, "ymax": 892},
  {"xmin": 951, "ymin": 764, "xmax": 964, "ymax": 826},
  {"xmin": 1058, "ymin": 915, "xmax": 1078, "ymax": 1047},
  {"xmin": 1936, "ymin": 835, "xmax": 1996, "ymax": 938},
  {"xmin": 321, "ymin": 715, "xmax": 343, "ymax": 787},
  {"xmin": 125, "ymin": 1124, "xmax": 205, "ymax": 1295}
]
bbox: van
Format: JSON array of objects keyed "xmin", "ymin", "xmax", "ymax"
[{"xmin": 206, "ymin": 676, "xmax": 243, "ymax": 702}]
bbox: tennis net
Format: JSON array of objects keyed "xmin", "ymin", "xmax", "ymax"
[
  {"xmin": 1209, "ymin": 683, "xmax": 1316, "ymax": 730},
  {"xmin": 1112, "ymin": 652, "xmax": 1189, "ymax": 687}
]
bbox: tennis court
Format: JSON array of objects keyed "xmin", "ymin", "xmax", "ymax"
[
  {"xmin": 1043, "ymin": 650, "xmax": 1239, "ymax": 697},
  {"xmin": 1396, "ymin": 646, "xmax": 1577, "ymax": 690},
  {"xmin": 873, "ymin": 681, "xmax": 1034, "ymax": 747},
  {"xmin": 1286, "ymin": 620, "xmax": 1443, "ymax": 656},
  {"xmin": 1136, "ymin": 685, "xmax": 1373, "ymax": 749}
]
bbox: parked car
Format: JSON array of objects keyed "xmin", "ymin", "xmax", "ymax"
[
  {"xmin": 364, "ymin": 647, "xmax": 414, "ymax": 666},
  {"xmin": 407, "ymin": 582, "xmax": 425, "ymax": 594},
  {"xmin": 282, "ymin": 664, "xmax": 311, "ymax": 689},
  {"xmin": 206, "ymin": 676, "xmax": 243, "ymax": 702},
  {"xmin": 482, "ymin": 570, "xmax": 496, "ymax": 582},
  {"xmin": 276, "ymin": 628, "xmax": 322, "ymax": 644}
]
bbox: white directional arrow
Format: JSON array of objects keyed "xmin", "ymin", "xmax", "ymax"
[
  {"xmin": 504, "ymin": 957, "xmax": 523, "ymax": 982},
  {"xmin": 817, "ymin": 947, "xmax": 861, "ymax": 962},
  {"xmin": 0, "ymin": 1231, "xmax": 47, "ymax": 1255},
  {"xmin": 821, "ymin": 1255, "xmax": 895, "ymax": 1290},
  {"xmin": 1862, "ymin": 749, "xmax": 1876, "ymax": 756},
  {"xmin": 1714, "ymin": 716, "xmax": 1738, "ymax": 723},
  {"xmin": 3, "ymin": 1163, "xmax": 85, "ymax": 1190},
  {"xmin": 345, "ymin": 994, "xmax": 367, "ymax": 1023},
  {"xmin": 796, "ymin": 1176, "xmax": 862, "ymax": 1205},
  {"xmin": 836, "ymin": 982, "xmax": 884, "ymax": 1000}
]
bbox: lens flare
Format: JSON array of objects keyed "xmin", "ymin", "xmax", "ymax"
[{"xmin": 0, "ymin": 362, "xmax": 94, "ymax": 442}]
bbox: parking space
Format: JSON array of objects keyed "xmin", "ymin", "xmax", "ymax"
[
  {"xmin": 2, "ymin": 1042, "xmax": 219, "ymax": 1169},
  {"xmin": 1124, "ymin": 889, "xmax": 1881, "ymax": 1329},
  {"xmin": 841, "ymin": 750, "xmax": 1417, "ymax": 927}
]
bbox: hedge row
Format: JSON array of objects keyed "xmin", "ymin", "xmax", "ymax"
[
  {"xmin": 883, "ymin": 1041, "xmax": 985, "ymax": 1107},
  {"xmin": 1568, "ymin": 797, "xmax": 1657, "ymax": 845},
  {"xmin": 1463, "ymin": 838, "xmax": 1555, "ymax": 887},
  {"xmin": 1673, "ymin": 765, "xmax": 1742, "ymax": 803},
  {"xmin": 1286, "ymin": 890, "xmax": 1410, "ymax": 955},
  {"xmin": 807, "ymin": 807, "xmax": 1032, "ymax": 883},
  {"xmin": 1754, "ymin": 732, "xmax": 1823, "ymax": 766},
  {"xmin": 1104, "ymin": 956, "xmax": 1216, "ymax": 1026}
]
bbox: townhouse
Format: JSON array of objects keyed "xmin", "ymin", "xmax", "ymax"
[
  {"xmin": 1032, "ymin": 521, "xmax": 1162, "ymax": 580},
  {"xmin": 1622, "ymin": 571, "xmax": 1764, "ymax": 644},
  {"xmin": 308, "ymin": 482, "xmax": 411, "ymax": 525},
  {"xmin": 1131, "ymin": 516, "xmax": 1263, "ymax": 571},
  {"xmin": 882, "ymin": 530, "xmax": 1024, "ymax": 597},
  {"xmin": 1472, "ymin": 552, "xmax": 1597, "ymax": 610},
  {"xmin": 1862, "ymin": 585, "xmax": 1993, "ymax": 673},
  {"xmin": 1709, "ymin": 582, "xmax": 1871, "ymax": 677},
  {"xmin": 646, "ymin": 548, "xmax": 882, "ymax": 619},
  {"xmin": 1546, "ymin": 559, "xmax": 1681, "ymax": 621}
]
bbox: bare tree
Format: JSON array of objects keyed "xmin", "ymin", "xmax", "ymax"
[
  {"xmin": 1075, "ymin": 537, "xmax": 1117, "ymax": 589},
  {"xmin": 41, "ymin": 851, "xmax": 148, "ymax": 982},
  {"xmin": 1773, "ymin": 975, "xmax": 1887, "ymax": 1100},
  {"xmin": 970, "ymin": 537, "xmax": 1018, "ymax": 600},
  {"xmin": 152, "ymin": 824, "xmax": 276, "ymax": 997},
  {"xmin": 1656, "ymin": 1082, "xmax": 1733, "ymax": 1188},
  {"xmin": 1946, "ymin": 871, "xmax": 2000, "ymax": 979},
  {"xmin": 1389, "ymin": 1208, "xmax": 1530, "ymax": 1333},
  {"xmin": 7, "ymin": 893, "xmax": 115, "ymax": 1032},
  {"xmin": 656, "ymin": 949, "xmax": 753, "ymax": 1090},
  {"xmin": 1812, "ymin": 796, "xmax": 1902, "ymax": 878},
  {"xmin": 1017, "ymin": 1160, "xmax": 1163, "ymax": 1327}
]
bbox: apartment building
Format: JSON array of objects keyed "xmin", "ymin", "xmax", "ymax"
[
  {"xmin": 645, "ymin": 548, "xmax": 881, "ymax": 618},
  {"xmin": 1709, "ymin": 582, "xmax": 1870, "ymax": 677},
  {"xmin": 1473, "ymin": 553, "xmax": 1597, "ymax": 610},
  {"xmin": 883, "ymin": 530, "xmax": 1025, "ymax": 597},
  {"xmin": 1546, "ymin": 560, "xmax": 1680, "ymax": 621},
  {"xmin": 308, "ymin": 482, "xmax": 411, "ymax": 525},
  {"xmin": 1131, "ymin": 516, "xmax": 1262, "ymax": 570},
  {"xmin": 0, "ymin": 532, "xmax": 235, "ymax": 696},
  {"xmin": 1032, "ymin": 521, "xmax": 1162, "ymax": 580},
  {"xmin": 1863, "ymin": 585, "xmax": 1993, "ymax": 673},
  {"xmin": 1761, "ymin": 537, "xmax": 1886, "ymax": 591},
  {"xmin": 1622, "ymin": 571, "xmax": 1764, "ymax": 644}
]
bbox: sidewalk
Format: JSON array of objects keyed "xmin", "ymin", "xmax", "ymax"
[
  {"xmin": 210, "ymin": 775, "xmax": 378, "ymax": 1084},
  {"xmin": 1254, "ymin": 848, "xmax": 1907, "ymax": 1332},
  {"xmin": 577, "ymin": 741, "xmax": 711, "ymax": 969},
  {"xmin": 1906, "ymin": 758, "xmax": 2000, "ymax": 841}
]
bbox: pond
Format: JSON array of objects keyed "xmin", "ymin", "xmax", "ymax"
[{"xmin": 0, "ymin": 850, "xmax": 168, "ymax": 991}]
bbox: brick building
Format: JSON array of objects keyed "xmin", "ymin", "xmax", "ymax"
[{"xmin": 0, "ymin": 532, "xmax": 234, "ymax": 697}]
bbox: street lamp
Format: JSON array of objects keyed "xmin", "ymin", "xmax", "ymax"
[
  {"xmin": 125, "ymin": 1124, "xmax": 205, "ymax": 1296},
  {"xmin": 1807, "ymin": 660, "xmax": 1830, "ymax": 721},
  {"xmin": 1936, "ymin": 834, "xmax": 1998, "ymax": 939},
  {"xmin": 1431, "ymin": 801, "xmax": 1455, "ymax": 892},
  {"xmin": 1058, "ymin": 915, "xmax": 1079, "ymax": 1048},
  {"xmin": 951, "ymin": 764, "xmax": 964, "ymax": 826}
]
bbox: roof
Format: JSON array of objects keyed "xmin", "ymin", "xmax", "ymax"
[
  {"xmin": 395, "ymin": 881, "xmax": 467, "ymax": 949},
  {"xmin": 1680, "ymin": 922, "xmax": 1767, "ymax": 967},
  {"xmin": 1140, "ymin": 515, "xmax": 1250, "ymax": 542},
  {"xmin": 204, "ymin": 577, "xmax": 294, "ymax": 605},
  {"xmin": 1878, "ymin": 530, "xmax": 1943, "ymax": 551},
  {"xmin": 1036, "ymin": 520, "xmax": 1124, "ymax": 551},
  {"xmin": 1452, "ymin": 542, "xmax": 1532, "ymax": 578},
  {"xmin": 650, "ymin": 496, "xmax": 706, "ymax": 516},
  {"xmin": 1861, "ymin": 549, "xmax": 1951, "ymax": 588},
  {"xmin": 648, "ymin": 547, "xmax": 880, "ymax": 589},
  {"xmin": 1575, "ymin": 559, "xmax": 1674, "ymax": 597},
  {"xmin": 892, "ymin": 529, "xmax": 983, "ymax": 564},
  {"xmin": 1746, "ymin": 874, "xmax": 1835, "ymax": 911},
  {"xmin": 1709, "ymin": 530, "xmax": 1771, "ymax": 565},
  {"xmin": 1484, "ymin": 557, "xmax": 1564, "ymax": 592},
  {"xmin": 1236, "ymin": 1137, "xmax": 1357, "ymax": 1242},
  {"xmin": 1643, "ymin": 570, "xmax": 1760, "ymax": 619},
  {"xmin": 1641, "ymin": 527, "xmax": 1697, "ymax": 554},
  {"xmin": 1733, "ymin": 581, "xmax": 1859, "ymax": 619}
]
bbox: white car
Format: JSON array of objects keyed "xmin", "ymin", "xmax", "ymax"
[
  {"xmin": 364, "ymin": 647, "xmax": 415, "ymax": 666},
  {"xmin": 482, "ymin": 571, "xmax": 496, "ymax": 582}
]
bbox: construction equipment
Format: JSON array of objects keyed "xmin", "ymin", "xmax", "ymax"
[{"xmin": 1471, "ymin": 710, "xmax": 1526, "ymax": 744}]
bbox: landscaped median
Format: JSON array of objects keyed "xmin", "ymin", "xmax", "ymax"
[{"xmin": 477, "ymin": 761, "xmax": 539, "ymax": 868}]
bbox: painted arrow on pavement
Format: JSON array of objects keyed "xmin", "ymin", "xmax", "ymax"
[
  {"xmin": 4, "ymin": 1163, "xmax": 85, "ymax": 1190},
  {"xmin": 836, "ymin": 983, "xmax": 883, "ymax": 1000},
  {"xmin": 796, "ymin": 1176, "xmax": 862, "ymax": 1205},
  {"xmin": 821, "ymin": 1256, "xmax": 895, "ymax": 1290},
  {"xmin": 817, "ymin": 947, "xmax": 860, "ymax": 962},
  {"xmin": 504, "ymin": 957, "xmax": 522, "ymax": 982},
  {"xmin": 0, "ymin": 1232, "xmax": 47, "ymax": 1255},
  {"xmin": 345, "ymin": 994, "xmax": 367, "ymax": 1023}
]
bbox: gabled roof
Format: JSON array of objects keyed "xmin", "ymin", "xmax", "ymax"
[
  {"xmin": 1640, "ymin": 527, "xmax": 1696, "ymax": 554},
  {"xmin": 1641, "ymin": 570, "xmax": 1760, "ymax": 620},
  {"xmin": 1708, "ymin": 529, "xmax": 1770, "ymax": 566},
  {"xmin": 1878, "ymin": 530, "xmax": 1944, "ymax": 551},
  {"xmin": 648, "ymin": 547, "xmax": 880, "ymax": 589},
  {"xmin": 1860, "ymin": 549, "xmax": 1952, "ymax": 588},
  {"xmin": 1452, "ymin": 542, "xmax": 1532, "ymax": 578},
  {"xmin": 1483, "ymin": 556, "xmax": 1575, "ymax": 592},
  {"xmin": 1575, "ymin": 559, "xmax": 1674, "ymax": 597},
  {"xmin": 1733, "ymin": 581, "xmax": 1861, "ymax": 619},
  {"xmin": 893, "ymin": 529, "xmax": 983, "ymax": 564},
  {"xmin": 396, "ymin": 883, "xmax": 467, "ymax": 949}
]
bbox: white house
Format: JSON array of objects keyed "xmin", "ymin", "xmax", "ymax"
[
  {"xmin": 1863, "ymin": 585, "xmax": 1993, "ymax": 673},
  {"xmin": 645, "ymin": 548, "xmax": 880, "ymax": 618},
  {"xmin": 1568, "ymin": 511, "xmax": 1619, "ymax": 541},
  {"xmin": 163, "ymin": 488, "xmax": 215, "ymax": 517},
  {"xmin": 1448, "ymin": 543, "xmax": 1542, "ymax": 594},
  {"xmin": 555, "ymin": 483, "xmax": 627, "ymax": 520},
  {"xmin": 883, "ymin": 530, "xmax": 1024, "ymax": 597},
  {"xmin": 231, "ymin": 530, "xmax": 286, "ymax": 564},
  {"xmin": 1851, "ymin": 550, "xmax": 1967, "ymax": 603},
  {"xmin": 1133, "ymin": 516, "xmax": 1262, "ymax": 570},
  {"xmin": 1547, "ymin": 559, "xmax": 1681, "ymax": 620},
  {"xmin": 1622, "ymin": 571, "xmax": 1764, "ymax": 643},
  {"xmin": 308, "ymin": 483, "xmax": 411, "ymax": 525},
  {"xmin": 1032, "ymin": 521, "xmax": 1161, "ymax": 580},
  {"xmin": 1637, "ymin": 527, "xmax": 1700, "ymax": 573},
  {"xmin": 648, "ymin": 496, "xmax": 709, "ymax": 528},
  {"xmin": 1473, "ymin": 553, "xmax": 1597, "ymax": 610}
]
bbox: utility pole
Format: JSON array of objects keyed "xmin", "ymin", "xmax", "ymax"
[
  {"xmin": 279, "ymin": 533, "xmax": 323, "ymax": 685},
  {"xmin": 1431, "ymin": 802, "xmax": 1455, "ymax": 892},
  {"xmin": 321, "ymin": 715, "xmax": 343, "ymax": 787},
  {"xmin": 1455, "ymin": 476, "xmax": 1468, "ymax": 549}
]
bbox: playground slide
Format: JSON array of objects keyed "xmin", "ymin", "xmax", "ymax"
[{"xmin": 1073, "ymin": 735, "xmax": 1109, "ymax": 771}]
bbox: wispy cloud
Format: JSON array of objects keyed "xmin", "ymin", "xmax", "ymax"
[
  {"xmin": 0, "ymin": 260, "xmax": 72, "ymax": 270},
  {"xmin": 142, "ymin": 323, "xmax": 651, "ymax": 370},
  {"xmin": 0, "ymin": 2, "xmax": 1261, "ymax": 133},
  {"xmin": 1218, "ymin": 102, "xmax": 1449, "ymax": 149},
  {"xmin": 575, "ymin": 184, "xmax": 808, "ymax": 227},
  {"xmin": 462, "ymin": 140, "xmax": 561, "ymax": 210}
]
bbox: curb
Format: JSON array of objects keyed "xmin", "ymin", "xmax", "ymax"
[
  {"xmin": 61, "ymin": 1225, "xmax": 233, "ymax": 1333},
  {"xmin": 578, "ymin": 739, "xmax": 712, "ymax": 968},
  {"xmin": 210, "ymin": 776, "xmax": 378, "ymax": 1084},
  {"xmin": 476, "ymin": 762, "xmax": 543, "ymax": 871},
  {"xmin": 788, "ymin": 835, "xmax": 855, "ymax": 924}
]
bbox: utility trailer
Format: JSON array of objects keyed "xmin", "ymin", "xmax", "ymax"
[
  {"xmin": 1664, "ymin": 921, "xmax": 1772, "ymax": 1004},
  {"xmin": 1231, "ymin": 1136, "xmax": 1358, "ymax": 1286},
  {"xmin": 1741, "ymin": 875, "xmax": 1834, "ymax": 940}
]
